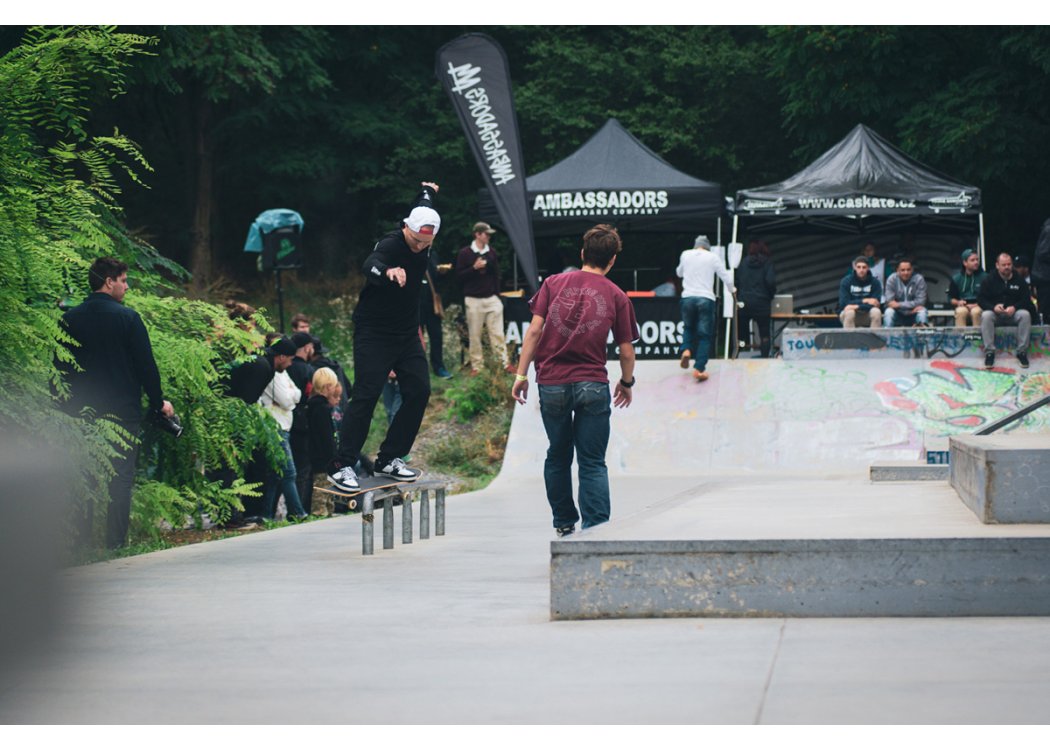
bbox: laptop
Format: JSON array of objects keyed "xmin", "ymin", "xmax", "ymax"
[{"xmin": 772, "ymin": 294, "xmax": 794, "ymax": 315}]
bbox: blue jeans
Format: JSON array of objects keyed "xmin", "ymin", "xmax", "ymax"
[
  {"xmin": 538, "ymin": 382, "xmax": 612, "ymax": 530},
  {"xmin": 680, "ymin": 296, "xmax": 716, "ymax": 372},
  {"xmin": 262, "ymin": 430, "xmax": 307, "ymax": 519},
  {"xmin": 884, "ymin": 307, "xmax": 929, "ymax": 327}
]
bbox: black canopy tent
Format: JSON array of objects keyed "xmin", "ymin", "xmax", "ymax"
[
  {"xmin": 729, "ymin": 125, "xmax": 985, "ymax": 358},
  {"xmin": 733, "ymin": 124, "xmax": 985, "ymax": 262},
  {"xmin": 479, "ymin": 118, "xmax": 723, "ymax": 241}
]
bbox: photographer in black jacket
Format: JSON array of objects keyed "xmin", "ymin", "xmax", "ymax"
[{"xmin": 61, "ymin": 258, "xmax": 174, "ymax": 548}]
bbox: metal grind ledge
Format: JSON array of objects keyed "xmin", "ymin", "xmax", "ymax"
[{"xmin": 550, "ymin": 537, "xmax": 1050, "ymax": 620}]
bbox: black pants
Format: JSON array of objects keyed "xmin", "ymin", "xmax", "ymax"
[
  {"xmin": 77, "ymin": 419, "xmax": 141, "ymax": 549},
  {"xmin": 739, "ymin": 307, "xmax": 772, "ymax": 358},
  {"xmin": 335, "ymin": 328, "xmax": 431, "ymax": 469},
  {"xmin": 290, "ymin": 429, "xmax": 313, "ymax": 514},
  {"xmin": 419, "ymin": 300, "xmax": 445, "ymax": 372}
]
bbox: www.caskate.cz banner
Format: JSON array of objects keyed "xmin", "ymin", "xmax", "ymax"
[{"xmin": 435, "ymin": 33, "xmax": 539, "ymax": 294}]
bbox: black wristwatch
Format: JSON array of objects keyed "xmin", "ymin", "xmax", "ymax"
[{"xmin": 620, "ymin": 376, "xmax": 635, "ymax": 388}]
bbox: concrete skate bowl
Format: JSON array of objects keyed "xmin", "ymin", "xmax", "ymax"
[{"xmin": 494, "ymin": 353, "xmax": 1050, "ymax": 483}]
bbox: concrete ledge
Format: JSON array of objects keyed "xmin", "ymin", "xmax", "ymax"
[
  {"xmin": 870, "ymin": 462, "xmax": 949, "ymax": 482},
  {"xmin": 550, "ymin": 537, "xmax": 1050, "ymax": 619},
  {"xmin": 949, "ymin": 434, "xmax": 1050, "ymax": 523}
]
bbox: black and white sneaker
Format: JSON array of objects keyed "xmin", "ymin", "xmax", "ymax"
[
  {"xmin": 1018, "ymin": 351, "xmax": 1030, "ymax": 369},
  {"xmin": 328, "ymin": 465, "xmax": 360, "ymax": 492},
  {"xmin": 555, "ymin": 525, "xmax": 575, "ymax": 538},
  {"xmin": 984, "ymin": 351, "xmax": 995, "ymax": 369},
  {"xmin": 375, "ymin": 457, "xmax": 420, "ymax": 482}
]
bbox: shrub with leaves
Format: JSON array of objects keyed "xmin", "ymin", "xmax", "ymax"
[{"xmin": 0, "ymin": 27, "xmax": 281, "ymax": 550}]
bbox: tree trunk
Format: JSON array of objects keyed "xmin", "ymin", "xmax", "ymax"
[{"xmin": 189, "ymin": 97, "xmax": 213, "ymax": 297}]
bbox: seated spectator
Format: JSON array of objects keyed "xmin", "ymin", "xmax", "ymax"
[
  {"xmin": 838, "ymin": 256, "xmax": 883, "ymax": 329},
  {"xmin": 978, "ymin": 252, "xmax": 1035, "ymax": 369},
  {"xmin": 861, "ymin": 241, "xmax": 887, "ymax": 302},
  {"xmin": 948, "ymin": 248, "xmax": 987, "ymax": 327},
  {"xmin": 883, "ymin": 257, "xmax": 928, "ymax": 327},
  {"xmin": 307, "ymin": 367, "xmax": 343, "ymax": 516}
]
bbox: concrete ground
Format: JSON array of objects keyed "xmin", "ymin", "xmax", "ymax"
[{"xmin": 3, "ymin": 359, "xmax": 1050, "ymax": 724}]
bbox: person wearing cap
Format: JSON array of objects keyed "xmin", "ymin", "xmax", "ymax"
[
  {"xmin": 456, "ymin": 221, "xmax": 510, "ymax": 374},
  {"xmin": 676, "ymin": 234, "xmax": 735, "ymax": 382},
  {"xmin": 59, "ymin": 257, "xmax": 175, "ymax": 549},
  {"xmin": 977, "ymin": 252, "xmax": 1035, "ymax": 369},
  {"xmin": 948, "ymin": 248, "xmax": 988, "ymax": 327},
  {"xmin": 258, "ymin": 336, "xmax": 310, "ymax": 520},
  {"xmin": 326, "ymin": 182, "xmax": 439, "ymax": 492},
  {"xmin": 838, "ymin": 256, "xmax": 883, "ymax": 329}
]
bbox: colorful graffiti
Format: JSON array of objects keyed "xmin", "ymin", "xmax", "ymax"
[
  {"xmin": 783, "ymin": 326, "xmax": 1050, "ymax": 360},
  {"xmin": 874, "ymin": 360, "xmax": 1050, "ymax": 436}
]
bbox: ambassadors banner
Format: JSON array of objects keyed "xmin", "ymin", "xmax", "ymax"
[{"xmin": 436, "ymin": 34, "xmax": 539, "ymax": 293}]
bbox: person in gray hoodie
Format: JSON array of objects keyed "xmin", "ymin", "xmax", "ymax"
[{"xmin": 883, "ymin": 257, "xmax": 928, "ymax": 327}]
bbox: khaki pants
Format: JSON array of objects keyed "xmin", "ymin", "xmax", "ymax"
[
  {"xmin": 839, "ymin": 307, "xmax": 882, "ymax": 329},
  {"xmin": 465, "ymin": 295, "xmax": 507, "ymax": 370},
  {"xmin": 954, "ymin": 304, "xmax": 982, "ymax": 327}
]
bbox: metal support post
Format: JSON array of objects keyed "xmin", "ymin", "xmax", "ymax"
[
  {"xmin": 362, "ymin": 492, "xmax": 375, "ymax": 556},
  {"xmin": 401, "ymin": 489, "xmax": 413, "ymax": 544},
  {"xmin": 383, "ymin": 494, "xmax": 394, "ymax": 550},
  {"xmin": 420, "ymin": 489, "xmax": 430, "ymax": 539},
  {"xmin": 436, "ymin": 488, "xmax": 446, "ymax": 536}
]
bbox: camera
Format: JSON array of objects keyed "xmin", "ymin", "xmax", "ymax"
[{"xmin": 151, "ymin": 410, "xmax": 184, "ymax": 438}]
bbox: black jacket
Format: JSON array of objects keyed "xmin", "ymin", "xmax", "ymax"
[
  {"xmin": 286, "ymin": 356, "xmax": 316, "ymax": 433},
  {"xmin": 307, "ymin": 393, "xmax": 337, "ymax": 468},
  {"xmin": 60, "ymin": 292, "xmax": 164, "ymax": 423},
  {"xmin": 977, "ymin": 272, "xmax": 1036, "ymax": 315},
  {"xmin": 736, "ymin": 255, "xmax": 777, "ymax": 315},
  {"xmin": 353, "ymin": 186, "xmax": 437, "ymax": 335},
  {"xmin": 225, "ymin": 351, "xmax": 275, "ymax": 405}
]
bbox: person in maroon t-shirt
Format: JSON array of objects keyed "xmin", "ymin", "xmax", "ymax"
[{"xmin": 512, "ymin": 225, "xmax": 639, "ymax": 537}]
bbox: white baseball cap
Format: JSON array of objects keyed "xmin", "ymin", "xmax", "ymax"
[{"xmin": 404, "ymin": 206, "xmax": 441, "ymax": 236}]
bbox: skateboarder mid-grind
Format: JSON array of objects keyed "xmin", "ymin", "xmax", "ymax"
[
  {"xmin": 511, "ymin": 224, "xmax": 639, "ymax": 537},
  {"xmin": 327, "ymin": 182, "xmax": 440, "ymax": 492}
]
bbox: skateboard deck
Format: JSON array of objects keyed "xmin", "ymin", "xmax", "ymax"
[{"xmin": 314, "ymin": 475, "xmax": 415, "ymax": 512}]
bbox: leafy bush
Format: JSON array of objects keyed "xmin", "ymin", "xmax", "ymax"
[{"xmin": 0, "ymin": 27, "xmax": 281, "ymax": 551}]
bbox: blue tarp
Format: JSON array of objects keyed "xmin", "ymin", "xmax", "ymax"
[{"xmin": 244, "ymin": 209, "xmax": 304, "ymax": 252}]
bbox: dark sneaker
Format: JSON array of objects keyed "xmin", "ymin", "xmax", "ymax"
[
  {"xmin": 984, "ymin": 351, "xmax": 995, "ymax": 369},
  {"xmin": 375, "ymin": 457, "xmax": 420, "ymax": 482},
  {"xmin": 328, "ymin": 465, "xmax": 360, "ymax": 492},
  {"xmin": 434, "ymin": 367, "xmax": 453, "ymax": 379},
  {"xmin": 1018, "ymin": 351, "xmax": 1030, "ymax": 369},
  {"xmin": 555, "ymin": 525, "xmax": 575, "ymax": 538}
]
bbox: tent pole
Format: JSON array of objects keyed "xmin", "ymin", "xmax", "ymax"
[
  {"xmin": 717, "ymin": 216, "xmax": 722, "ymax": 246},
  {"xmin": 731, "ymin": 214, "xmax": 738, "ymax": 244},
  {"xmin": 723, "ymin": 215, "xmax": 738, "ymax": 360},
  {"xmin": 978, "ymin": 212, "xmax": 987, "ymax": 269}
]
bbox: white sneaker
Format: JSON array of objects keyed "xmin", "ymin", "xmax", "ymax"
[
  {"xmin": 327, "ymin": 465, "xmax": 360, "ymax": 492},
  {"xmin": 375, "ymin": 457, "xmax": 420, "ymax": 482}
]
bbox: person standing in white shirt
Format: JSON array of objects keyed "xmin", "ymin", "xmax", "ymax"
[
  {"xmin": 258, "ymin": 336, "xmax": 309, "ymax": 520},
  {"xmin": 676, "ymin": 235, "xmax": 735, "ymax": 382}
]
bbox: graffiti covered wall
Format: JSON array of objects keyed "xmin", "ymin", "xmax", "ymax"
[{"xmin": 497, "ymin": 356, "xmax": 1050, "ymax": 481}]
